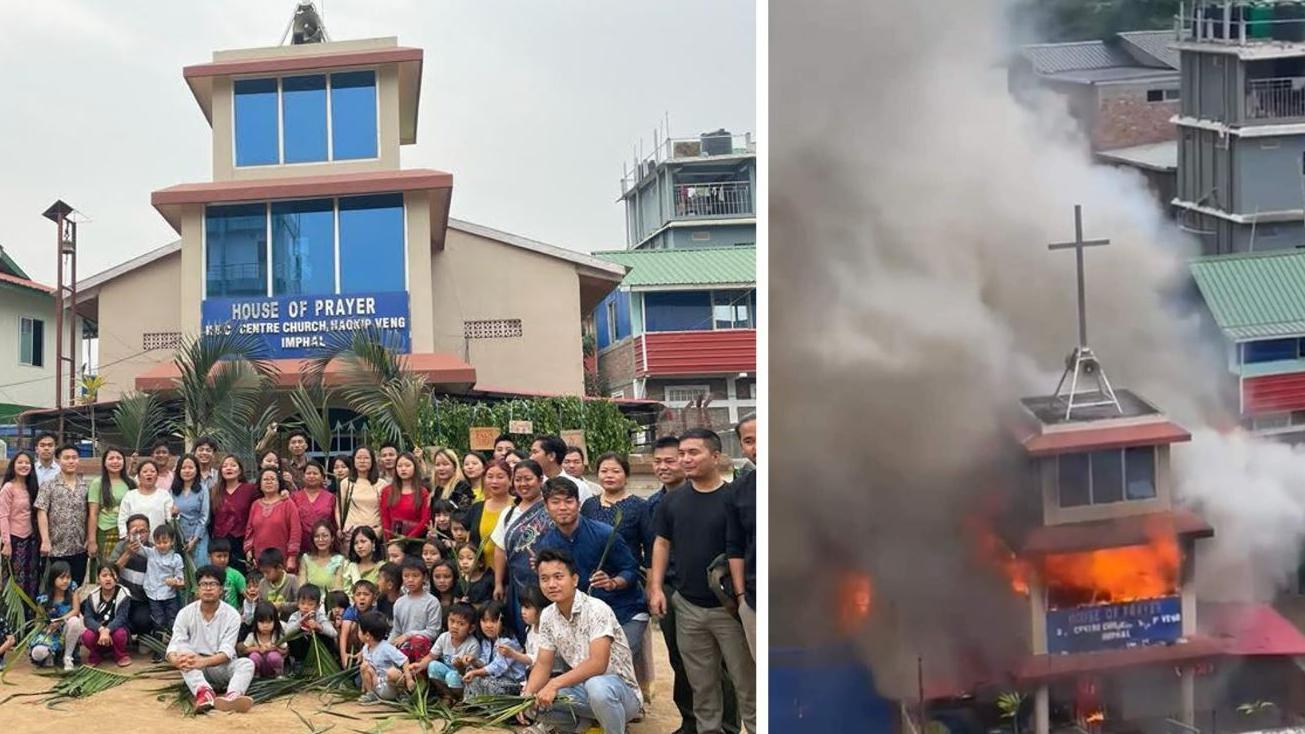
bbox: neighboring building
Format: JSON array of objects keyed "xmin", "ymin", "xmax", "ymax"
[
  {"xmin": 1173, "ymin": 1, "xmax": 1305, "ymax": 254},
  {"xmin": 0, "ymin": 247, "xmax": 55, "ymax": 419},
  {"xmin": 1011, "ymin": 31, "xmax": 1181, "ymax": 151},
  {"xmin": 591, "ymin": 130, "xmax": 757, "ymax": 450},
  {"xmin": 70, "ymin": 34, "xmax": 623, "ymax": 402},
  {"xmin": 1190, "ymin": 248, "xmax": 1305, "ymax": 438}
]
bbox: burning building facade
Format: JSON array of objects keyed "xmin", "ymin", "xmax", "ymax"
[{"xmin": 1008, "ymin": 387, "xmax": 1213, "ymax": 732}]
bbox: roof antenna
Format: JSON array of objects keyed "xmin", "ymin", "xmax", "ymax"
[{"xmin": 280, "ymin": 1, "xmax": 330, "ymax": 46}]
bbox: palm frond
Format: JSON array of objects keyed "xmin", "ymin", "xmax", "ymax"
[
  {"xmin": 345, "ymin": 374, "xmax": 429, "ymax": 451},
  {"xmin": 111, "ymin": 391, "xmax": 167, "ymax": 454},
  {"xmin": 306, "ymin": 328, "xmax": 406, "ymax": 388},
  {"xmin": 171, "ymin": 331, "xmax": 275, "ymax": 448},
  {"xmin": 289, "ymin": 379, "xmax": 335, "ymax": 458}
]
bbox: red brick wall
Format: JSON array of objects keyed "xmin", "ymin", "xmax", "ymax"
[
  {"xmin": 597, "ymin": 339, "xmax": 637, "ymax": 394},
  {"xmin": 1092, "ymin": 86, "xmax": 1179, "ymax": 151}
]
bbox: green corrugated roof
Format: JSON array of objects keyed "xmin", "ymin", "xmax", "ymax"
[
  {"xmin": 593, "ymin": 246, "xmax": 755, "ymax": 287},
  {"xmin": 1190, "ymin": 249, "xmax": 1305, "ymax": 341}
]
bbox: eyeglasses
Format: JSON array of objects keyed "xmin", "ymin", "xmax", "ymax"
[{"xmin": 197, "ymin": 581, "xmax": 221, "ymax": 589}]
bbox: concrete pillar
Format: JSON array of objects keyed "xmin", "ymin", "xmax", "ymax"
[
  {"xmin": 726, "ymin": 375, "xmax": 739, "ymax": 424},
  {"xmin": 1181, "ymin": 666, "xmax": 1196, "ymax": 727},
  {"xmin": 1035, "ymin": 684, "xmax": 1050, "ymax": 734}
]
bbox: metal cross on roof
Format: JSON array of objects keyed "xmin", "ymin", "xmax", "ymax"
[
  {"xmin": 1048, "ymin": 205, "xmax": 1122, "ymax": 420},
  {"xmin": 1048, "ymin": 205, "xmax": 1110, "ymax": 349}
]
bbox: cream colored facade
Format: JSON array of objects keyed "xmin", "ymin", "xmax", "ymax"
[{"xmin": 76, "ymin": 35, "xmax": 622, "ymax": 400}]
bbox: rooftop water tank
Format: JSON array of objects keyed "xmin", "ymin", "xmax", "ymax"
[{"xmin": 701, "ymin": 129, "xmax": 733, "ymax": 156}]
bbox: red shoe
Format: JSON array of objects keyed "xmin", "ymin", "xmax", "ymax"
[
  {"xmin": 213, "ymin": 690, "xmax": 253, "ymax": 713},
  {"xmin": 194, "ymin": 686, "xmax": 216, "ymax": 712}
]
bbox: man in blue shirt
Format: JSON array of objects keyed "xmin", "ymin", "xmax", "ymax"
[{"xmin": 536, "ymin": 478, "xmax": 649, "ymax": 659}]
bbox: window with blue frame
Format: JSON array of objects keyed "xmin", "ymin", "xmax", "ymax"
[
  {"xmin": 1244, "ymin": 338, "xmax": 1303, "ymax": 363},
  {"xmin": 339, "ymin": 194, "xmax": 405, "ymax": 293},
  {"xmin": 712, "ymin": 289, "xmax": 754, "ymax": 329},
  {"xmin": 331, "ymin": 71, "xmax": 378, "ymax": 160},
  {"xmin": 207, "ymin": 195, "xmax": 404, "ymax": 298},
  {"xmin": 233, "ymin": 79, "xmax": 279, "ymax": 166},
  {"xmin": 206, "ymin": 204, "xmax": 269, "ymax": 297},
  {"xmin": 271, "ymin": 199, "xmax": 335, "ymax": 295},
  {"xmin": 281, "ymin": 75, "xmax": 328, "ymax": 163},
  {"xmin": 233, "ymin": 71, "xmax": 378, "ymax": 166}
]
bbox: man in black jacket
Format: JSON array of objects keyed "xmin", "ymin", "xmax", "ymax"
[{"xmin": 726, "ymin": 414, "xmax": 757, "ymax": 657}]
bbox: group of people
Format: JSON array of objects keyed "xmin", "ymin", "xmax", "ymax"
[{"xmin": 0, "ymin": 419, "xmax": 759, "ymax": 734}]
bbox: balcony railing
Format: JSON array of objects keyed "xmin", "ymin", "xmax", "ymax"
[
  {"xmin": 621, "ymin": 132, "xmax": 756, "ymax": 193},
  {"xmin": 673, "ymin": 181, "xmax": 753, "ymax": 218},
  {"xmin": 1246, "ymin": 77, "xmax": 1305, "ymax": 120},
  {"xmin": 1177, "ymin": 1, "xmax": 1305, "ymax": 45}
]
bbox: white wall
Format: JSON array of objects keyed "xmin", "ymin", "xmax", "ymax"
[{"xmin": 0, "ymin": 285, "xmax": 57, "ymax": 409}]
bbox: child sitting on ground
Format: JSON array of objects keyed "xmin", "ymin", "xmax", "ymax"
[
  {"xmin": 29, "ymin": 561, "xmax": 83, "ymax": 671},
  {"xmin": 420, "ymin": 538, "xmax": 443, "ymax": 574},
  {"xmin": 338, "ymin": 580, "xmax": 379, "ymax": 667},
  {"xmin": 283, "ymin": 584, "xmax": 337, "ymax": 666},
  {"xmin": 242, "ymin": 548, "xmax": 301, "ymax": 622},
  {"xmin": 449, "ymin": 511, "xmax": 471, "ymax": 546},
  {"xmin": 326, "ymin": 590, "xmax": 350, "ymax": 630},
  {"xmin": 390, "ymin": 558, "xmax": 441, "ymax": 664},
  {"xmin": 408, "ymin": 602, "xmax": 480, "ymax": 699},
  {"xmin": 238, "ymin": 601, "xmax": 287, "ymax": 678},
  {"xmin": 429, "ymin": 500, "xmax": 456, "ymax": 551},
  {"xmin": 452, "ymin": 542, "xmax": 493, "ymax": 606},
  {"xmin": 385, "ymin": 539, "xmax": 406, "ymax": 566},
  {"xmin": 461, "ymin": 601, "xmax": 528, "ymax": 698},
  {"xmin": 357, "ymin": 611, "xmax": 407, "ymax": 704}
]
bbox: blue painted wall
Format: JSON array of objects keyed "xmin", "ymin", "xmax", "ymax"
[
  {"xmin": 595, "ymin": 290, "xmax": 632, "ymax": 350},
  {"xmin": 771, "ymin": 647, "xmax": 894, "ymax": 732}
]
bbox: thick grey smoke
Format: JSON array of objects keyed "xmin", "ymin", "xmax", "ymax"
[{"xmin": 771, "ymin": 0, "xmax": 1305, "ymax": 696}]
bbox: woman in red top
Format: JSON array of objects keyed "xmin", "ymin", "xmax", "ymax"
[
  {"xmin": 244, "ymin": 467, "xmax": 302, "ymax": 572},
  {"xmin": 211, "ymin": 455, "xmax": 259, "ymax": 575},
  {"xmin": 379, "ymin": 453, "xmax": 430, "ymax": 548},
  {"xmin": 290, "ymin": 460, "xmax": 336, "ymax": 553}
]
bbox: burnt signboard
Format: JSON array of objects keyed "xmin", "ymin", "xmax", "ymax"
[{"xmin": 1046, "ymin": 596, "xmax": 1182, "ymax": 654}]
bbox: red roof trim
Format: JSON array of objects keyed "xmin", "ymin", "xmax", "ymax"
[
  {"xmin": 1021, "ymin": 510, "xmax": 1213, "ymax": 554},
  {"xmin": 151, "ymin": 169, "xmax": 452, "ymax": 207},
  {"xmin": 183, "ymin": 47, "xmax": 422, "ymax": 79},
  {"xmin": 0, "ymin": 271, "xmax": 53, "ymax": 294},
  {"xmin": 1020, "ymin": 420, "xmax": 1191, "ymax": 456},
  {"xmin": 1016, "ymin": 637, "xmax": 1222, "ymax": 682}
]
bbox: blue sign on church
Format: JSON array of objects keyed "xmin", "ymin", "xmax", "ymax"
[
  {"xmin": 1046, "ymin": 596, "xmax": 1182, "ymax": 654},
  {"xmin": 201, "ymin": 291, "xmax": 410, "ymax": 359}
]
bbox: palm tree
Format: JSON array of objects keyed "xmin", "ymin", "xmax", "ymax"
[
  {"xmin": 111, "ymin": 391, "xmax": 167, "ymax": 455},
  {"xmin": 171, "ymin": 330, "xmax": 275, "ymax": 454},
  {"xmin": 307, "ymin": 327, "xmax": 429, "ymax": 460},
  {"xmin": 288, "ymin": 378, "xmax": 334, "ymax": 462}
]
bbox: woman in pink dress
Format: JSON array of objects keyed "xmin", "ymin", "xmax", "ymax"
[
  {"xmin": 244, "ymin": 468, "xmax": 301, "ymax": 572},
  {"xmin": 0, "ymin": 450, "xmax": 41, "ymax": 601},
  {"xmin": 289, "ymin": 461, "xmax": 336, "ymax": 554}
]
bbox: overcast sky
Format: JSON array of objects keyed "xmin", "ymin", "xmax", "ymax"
[{"xmin": 0, "ymin": 0, "xmax": 756, "ymax": 284}]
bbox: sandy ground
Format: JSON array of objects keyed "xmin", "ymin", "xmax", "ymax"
[{"xmin": 0, "ymin": 627, "xmax": 682, "ymax": 734}]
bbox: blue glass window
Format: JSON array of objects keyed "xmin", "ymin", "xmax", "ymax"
[
  {"xmin": 233, "ymin": 79, "xmax": 279, "ymax": 166},
  {"xmin": 1245, "ymin": 338, "xmax": 1301, "ymax": 363},
  {"xmin": 645, "ymin": 291, "xmax": 712, "ymax": 332},
  {"xmin": 281, "ymin": 75, "xmax": 328, "ymax": 163},
  {"xmin": 1124, "ymin": 447, "xmax": 1156, "ymax": 500},
  {"xmin": 331, "ymin": 71, "xmax": 378, "ymax": 160},
  {"xmin": 206, "ymin": 204, "xmax": 268, "ymax": 297},
  {"xmin": 271, "ymin": 199, "xmax": 335, "ymax": 296},
  {"xmin": 338, "ymin": 194, "xmax": 404, "ymax": 292}
]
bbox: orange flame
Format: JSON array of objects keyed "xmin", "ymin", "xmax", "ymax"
[
  {"xmin": 1044, "ymin": 534, "xmax": 1179, "ymax": 608},
  {"xmin": 1085, "ymin": 710, "xmax": 1105, "ymax": 724},
  {"xmin": 837, "ymin": 572, "xmax": 874, "ymax": 633},
  {"xmin": 970, "ymin": 517, "xmax": 1180, "ymax": 606}
]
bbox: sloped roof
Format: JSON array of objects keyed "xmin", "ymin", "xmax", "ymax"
[
  {"xmin": 1020, "ymin": 40, "xmax": 1134, "ymax": 74},
  {"xmin": 1117, "ymin": 30, "xmax": 1181, "ymax": 70},
  {"xmin": 594, "ymin": 246, "xmax": 756, "ymax": 288},
  {"xmin": 1190, "ymin": 249, "xmax": 1305, "ymax": 341}
]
